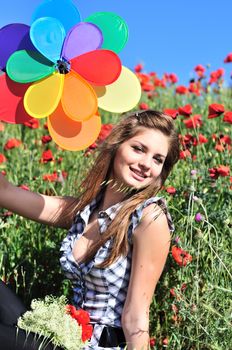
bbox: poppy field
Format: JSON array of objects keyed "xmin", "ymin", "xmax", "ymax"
[{"xmin": 0, "ymin": 56, "xmax": 231, "ymax": 349}]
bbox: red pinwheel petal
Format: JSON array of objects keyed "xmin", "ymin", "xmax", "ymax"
[
  {"xmin": 0, "ymin": 73, "xmax": 33, "ymax": 124},
  {"xmin": 70, "ymin": 49, "xmax": 121, "ymax": 86}
]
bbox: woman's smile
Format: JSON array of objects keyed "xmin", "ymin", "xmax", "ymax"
[{"xmin": 129, "ymin": 167, "xmax": 148, "ymax": 181}]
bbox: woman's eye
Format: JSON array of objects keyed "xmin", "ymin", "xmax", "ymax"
[
  {"xmin": 132, "ymin": 146, "xmax": 143, "ymax": 152},
  {"xmin": 154, "ymin": 157, "xmax": 163, "ymax": 164}
]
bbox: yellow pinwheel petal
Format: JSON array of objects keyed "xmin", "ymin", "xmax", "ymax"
[
  {"xmin": 24, "ymin": 72, "xmax": 64, "ymax": 118},
  {"xmin": 92, "ymin": 66, "xmax": 141, "ymax": 113}
]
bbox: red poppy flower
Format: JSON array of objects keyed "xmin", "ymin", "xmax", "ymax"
[
  {"xmin": 75, "ymin": 309, "xmax": 90, "ymax": 325},
  {"xmin": 188, "ymin": 82, "xmax": 201, "ymax": 96},
  {"xmin": 19, "ymin": 184, "xmax": 30, "ymax": 191},
  {"xmin": 163, "ymin": 338, "xmax": 168, "ymax": 346},
  {"xmin": 134, "ymin": 63, "xmax": 143, "ymax": 73},
  {"xmin": 178, "ymin": 104, "xmax": 192, "ymax": 117},
  {"xmin": 208, "ymin": 167, "xmax": 218, "ymax": 179},
  {"xmin": 167, "ymin": 73, "xmax": 178, "ymax": 84},
  {"xmin": 209, "ymin": 69, "xmax": 225, "ymax": 84},
  {"xmin": 215, "ymin": 143, "xmax": 224, "ymax": 152},
  {"xmin": 0, "ymin": 154, "xmax": 7, "ymax": 163},
  {"xmin": 98, "ymin": 124, "xmax": 113, "ymax": 143},
  {"xmin": 208, "ymin": 103, "xmax": 225, "ymax": 119},
  {"xmin": 153, "ymin": 77, "xmax": 166, "ymax": 88},
  {"xmin": 136, "ymin": 73, "xmax": 150, "ymax": 85},
  {"xmin": 220, "ymin": 135, "xmax": 231, "ymax": 145},
  {"xmin": 170, "ymin": 288, "xmax": 176, "ymax": 297},
  {"xmin": 141, "ymin": 83, "xmax": 154, "ymax": 92},
  {"xmin": 23, "ymin": 118, "xmax": 39, "ymax": 129},
  {"xmin": 217, "ymin": 165, "xmax": 230, "ymax": 177},
  {"xmin": 209, "ymin": 165, "xmax": 230, "ymax": 179},
  {"xmin": 216, "ymin": 68, "xmax": 225, "ymax": 78},
  {"xmin": 198, "ymin": 134, "xmax": 208, "ymax": 143},
  {"xmin": 150, "ymin": 337, "xmax": 156, "ymax": 347},
  {"xmin": 179, "ymin": 134, "xmax": 194, "ymax": 148},
  {"xmin": 42, "ymin": 172, "xmax": 58, "ymax": 182},
  {"xmin": 41, "ymin": 135, "xmax": 52, "ymax": 144},
  {"xmin": 179, "ymin": 149, "xmax": 191, "ymax": 159},
  {"xmin": 194, "ymin": 64, "xmax": 205, "ymax": 77},
  {"xmin": 139, "ymin": 102, "xmax": 149, "ymax": 110},
  {"xmin": 224, "ymin": 53, "xmax": 232, "ymax": 63},
  {"xmin": 175, "ymin": 85, "xmax": 188, "ymax": 95},
  {"xmin": 223, "ymin": 111, "xmax": 232, "ymax": 124},
  {"xmin": 81, "ymin": 324, "xmax": 93, "ymax": 342},
  {"xmin": 171, "ymin": 246, "xmax": 192, "ymax": 267},
  {"xmin": 166, "ymin": 186, "xmax": 176, "ymax": 194},
  {"xmin": 183, "ymin": 114, "xmax": 202, "ymax": 128},
  {"xmin": 163, "ymin": 109, "xmax": 179, "ymax": 119},
  {"xmin": 41, "ymin": 149, "xmax": 54, "ymax": 163},
  {"xmin": 4, "ymin": 138, "xmax": 21, "ymax": 150}
]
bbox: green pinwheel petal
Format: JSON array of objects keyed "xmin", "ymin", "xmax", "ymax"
[
  {"xmin": 84, "ymin": 12, "xmax": 129, "ymax": 54},
  {"xmin": 6, "ymin": 50, "xmax": 55, "ymax": 83}
]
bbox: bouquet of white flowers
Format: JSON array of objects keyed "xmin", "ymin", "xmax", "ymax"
[{"xmin": 17, "ymin": 295, "xmax": 93, "ymax": 350}]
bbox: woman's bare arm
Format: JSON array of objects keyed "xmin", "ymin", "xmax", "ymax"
[
  {"xmin": 121, "ymin": 204, "xmax": 171, "ymax": 350},
  {"xmin": 0, "ymin": 173, "xmax": 77, "ymax": 229}
]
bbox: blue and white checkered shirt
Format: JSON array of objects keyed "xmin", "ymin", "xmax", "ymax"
[{"xmin": 60, "ymin": 191, "xmax": 174, "ymax": 349}]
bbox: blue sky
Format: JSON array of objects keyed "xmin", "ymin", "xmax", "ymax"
[{"xmin": 1, "ymin": 0, "xmax": 232, "ymax": 85}]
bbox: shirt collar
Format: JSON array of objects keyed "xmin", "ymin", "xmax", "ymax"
[{"xmin": 79, "ymin": 188, "xmax": 124, "ymax": 224}]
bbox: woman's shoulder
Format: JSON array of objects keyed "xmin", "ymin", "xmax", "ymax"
[{"xmin": 130, "ymin": 196, "xmax": 174, "ymax": 237}]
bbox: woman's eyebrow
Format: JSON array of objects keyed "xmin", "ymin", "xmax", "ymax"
[{"xmin": 133, "ymin": 141, "xmax": 166, "ymax": 158}]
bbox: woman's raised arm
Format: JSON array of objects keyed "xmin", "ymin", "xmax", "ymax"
[
  {"xmin": 0, "ymin": 173, "xmax": 76, "ymax": 229},
  {"xmin": 121, "ymin": 204, "xmax": 171, "ymax": 350}
]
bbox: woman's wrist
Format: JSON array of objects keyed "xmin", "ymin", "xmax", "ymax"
[{"xmin": 122, "ymin": 318, "xmax": 149, "ymax": 350}]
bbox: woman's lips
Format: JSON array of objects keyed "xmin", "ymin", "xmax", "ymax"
[{"xmin": 130, "ymin": 167, "xmax": 147, "ymax": 181}]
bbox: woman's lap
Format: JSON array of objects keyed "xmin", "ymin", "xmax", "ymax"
[{"xmin": 0, "ymin": 281, "xmax": 62, "ymax": 350}]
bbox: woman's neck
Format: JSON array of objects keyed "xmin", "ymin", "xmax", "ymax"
[{"xmin": 100, "ymin": 182, "xmax": 126, "ymax": 211}]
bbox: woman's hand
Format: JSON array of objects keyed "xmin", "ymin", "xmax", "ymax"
[{"xmin": 0, "ymin": 173, "xmax": 76, "ymax": 229}]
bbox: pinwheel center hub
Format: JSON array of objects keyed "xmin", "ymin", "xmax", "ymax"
[{"xmin": 56, "ymin": 59, "xmax": 70, "ymax": 74}]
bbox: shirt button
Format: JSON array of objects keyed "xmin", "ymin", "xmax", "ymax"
[{"xmin": 98, "ymin": 212, "xmax": 106, "ymax": 218}]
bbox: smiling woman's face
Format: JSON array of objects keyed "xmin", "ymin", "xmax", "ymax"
[{"xmin": 111, "ymin": 127, "xmax": 169, "ymax": 190}]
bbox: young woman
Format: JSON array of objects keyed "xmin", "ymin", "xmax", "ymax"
[{"xmin": 0, "ymin": 110, "xmax": 179, "ymax": 350}]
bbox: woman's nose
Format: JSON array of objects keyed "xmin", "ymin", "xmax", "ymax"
[{"xmin": 139, "ymin": 156, "xmax": 152, "ymax": 170}]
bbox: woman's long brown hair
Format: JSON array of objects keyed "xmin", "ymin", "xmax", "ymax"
[{"xmin": 68, "ymin": 110, "xmax": 180, "ymax": 267}]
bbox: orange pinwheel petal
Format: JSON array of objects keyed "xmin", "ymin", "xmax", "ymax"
[
  {"xmin": 48, "ymin": 102, "xmax": 101, "ymax": 151},
  {"xmin": 61, "ymin": 70, "xmax": 98, "ymax": 121}
]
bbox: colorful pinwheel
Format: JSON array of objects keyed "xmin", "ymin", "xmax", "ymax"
[{"xmin": 0, "ymin": 0, "xmax": 141, "ymax": 150}]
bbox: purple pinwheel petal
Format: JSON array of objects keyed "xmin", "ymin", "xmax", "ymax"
[
  {"xmin": 61, "ymin": 22, "xmax": 103, "ymax": 61},
  {"xmin": 0, "ymin": 23, "xmax": 36, "ymax": 70}
]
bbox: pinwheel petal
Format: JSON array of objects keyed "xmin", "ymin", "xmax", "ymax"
[
  {"xmin": 31, "ymin": 0, "xmax": 81, "ymax": 34},
  {"xmin": 62, "ymin": 22, "xmax": 103, "ymax": 61},
  {"xmin": 6, "ymin": 50, "xmax": 55, "ymax": 83},
  {"xmin": 71, "ymin": 50, "xmax": 121, "ymax": 86},
  {"xmin": 30, "ymin": 17, "xmax": 66, "ymax": 63},
  {"xmin": 61, "ymin": 70, "xmax": 98, "ymax": 121},
  {"xmin": 0, "ymin": 73, "xmax": 33, "ymax": 124},
  {"xmin": 24, "ymin": 72, "xmax": 64, "ymax": 118},
  {"xmin": 48, "ymin": 102, "xmax": 101, "ymax": 151},
  {"xmin": 0, "ymin": 23, "xmax": 35, "ymax": 70},
  {"xmin": 85, "ymin": 12, "xmax": 128, "ymax": 53},
  {"xmin": 92, "ymin": 66, "xmax": 141, "ymax": 113}
]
